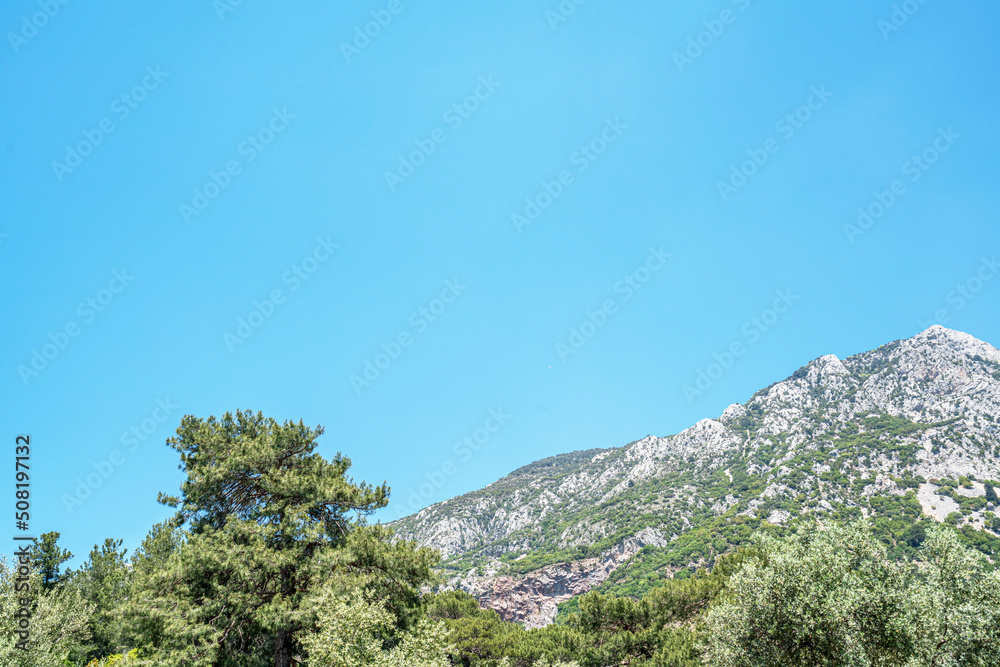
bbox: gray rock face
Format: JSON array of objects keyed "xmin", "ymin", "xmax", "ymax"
[{"xmin": 392, "ymin": 326, "xmax": 1000, "ymax": 625}]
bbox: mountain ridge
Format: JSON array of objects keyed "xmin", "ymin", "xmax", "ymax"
[{"xmin": 392, "ymin": 326, "xmax": 1000, "ymax": 627}]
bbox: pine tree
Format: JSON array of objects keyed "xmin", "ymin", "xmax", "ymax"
[
  {"xmin": 75, "ymin": 539, "xmax": 131, "ymax": 658},
  {"xmin": 28, "ymin": 531, "xmax": 73, "ymax": 590},
  {"xmin": 131, "ymin": 520, "xmax": 184, "ymax": 578},
  {"xmin": 131, "ymin": 410, "xmax": 438, "ymax": 667}
]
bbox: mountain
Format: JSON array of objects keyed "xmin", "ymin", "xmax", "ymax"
[{"xmin": 391, "ymin": 326, "xmax": 1000, "ymax": 627}]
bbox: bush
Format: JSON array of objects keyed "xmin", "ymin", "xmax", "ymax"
[
  {"xmin": 301, "ymin": 587, "xmax": 451, "ymax": 667},
  {"xmin": 702, "ymin": 521, "xmax": 1000, "ymax": 667},
  {"xmin": 86, "ymin": 649, "xmax": 140, "ymax": 666},
  {"xmin": 985, "ymin": 482, "xmax": 999, "ymax": 505},
  {"xmin": 0, "ymin": 558, "xmax": 93, "ymax": 666}
]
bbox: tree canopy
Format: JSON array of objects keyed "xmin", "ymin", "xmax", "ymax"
[
  {"xmin": 5, "ymin": 411, "xmax": 999, "ymax": 667},
  {"xmin": 131, "ymin": 410, "xmax": 438, "ymax": 666}
]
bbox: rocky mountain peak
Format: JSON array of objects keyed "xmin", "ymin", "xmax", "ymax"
[{"xmin": 392, "ymin": 328, "xmax": 1000, "ymax": 626}]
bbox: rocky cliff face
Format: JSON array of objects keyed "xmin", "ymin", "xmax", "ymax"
[
  {"xmin": 456, "ymin": 528, "xmax": 670, "ymax": 628},
  {"xmin": 393, "ymin": 326, "xmax": 1000, "ymax": 625}
]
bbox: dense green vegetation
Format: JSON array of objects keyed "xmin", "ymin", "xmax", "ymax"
[
  {"xmin": 556, "ymin": 488, "xmax": 998, "ymax": 618},
  {"xmin": 420, "ymin": 521, "xmax": 1000, "ymax": 667},
  {"xmin": 3, "ymin": 410, "xmax": 999, "ymax": 666},
  {"xmin": 3, "ymin": 411, "xmax": 439, "ymax": 667}
]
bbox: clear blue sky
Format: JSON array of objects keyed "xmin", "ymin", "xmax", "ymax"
[{"xmin": 2, "ymin": 1, "xmax": 998, "ymax": 565}]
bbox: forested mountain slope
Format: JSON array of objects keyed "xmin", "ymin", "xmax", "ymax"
[{"xmin": 392, "ymin": 326, "xmax": 1000, "ymax": 627}]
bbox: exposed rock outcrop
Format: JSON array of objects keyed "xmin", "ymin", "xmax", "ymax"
[{"xmin": 454, "ymin": 528, "xmax": 670, "ymax": 628}]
